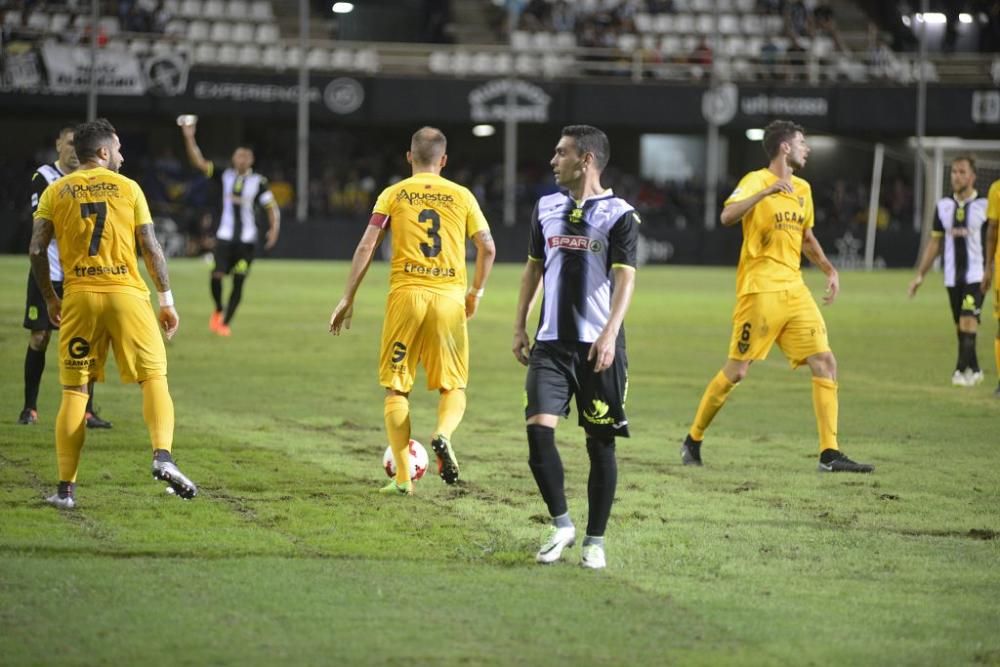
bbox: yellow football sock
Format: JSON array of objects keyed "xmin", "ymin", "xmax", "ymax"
[
  {"xmin": 384, "ymin": 395, "xmax": 411, "ymax": 484},
  {"xmin": 435, "ymin": 389, "xmax": 466, "ymax": 441},
  {"xmin": 141, "ymin": 376, "xmax": 175, "ymax": 452},
  {"xmin": 689, "ymin": 370, "xmax": 737, "ymax": 441},
  {"xmin": 812, "ymin": 377, "xmax": 839, "ymax": 453},
  {"xmin": 55, "ymin": 389, "xmax": 89, "ymax": 482}
]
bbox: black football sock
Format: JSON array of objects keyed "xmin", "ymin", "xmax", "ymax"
[
  {"xmin": 24, "ymin": 345, "xmax": 46, "ymax": 411},
  {"xmin": 223, "ymin": 273, "xmax": 247, "ymax": 325},
  {"xmin": 959, "ymin": 332, "xmax": 978, "ymax": 372},
  {"xmin": 86, "ymin": 382, "xmax": 96, "ymax": 414},
  {"xmin": 210, "ymin": 275, "xmax": 224, "ymax": 312},
  {"xmin": 527, "ymin": 424, "xmax": 567, "ymax": 518},
  {"xmin": 585, "ymin": 436, "xmax": 617, "ymax": 538}
]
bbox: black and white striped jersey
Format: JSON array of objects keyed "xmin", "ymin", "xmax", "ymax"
[
  {"xmin": 527, "ymin": 189, "xmax": 639, "ymax": 344},
  {"xmin": 211, "ymin": 166, "xmax": 275, "ymax": 244},
  {"xmin": 31, "ymin": 163, "xmax": 67, "ymax": 282},
  {"xmin": 932, "ymin": 193, "xmax": 988, "ymax": 287}
]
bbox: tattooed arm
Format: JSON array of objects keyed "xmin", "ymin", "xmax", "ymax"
[
  {"xmin": 29, "ymin": 217, "xmax": 61, "ymax": 326},
  {"xmin": 137, "ymin": 223, "xmax": 180, "ymax": 339}
]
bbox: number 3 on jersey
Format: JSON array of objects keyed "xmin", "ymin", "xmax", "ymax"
[
  {"xmin": 81, "ymin": 202, "xmax": 108, "ymax": 256},
  {"xmin": 419, "ymin": 208, "xmax": 442, "ymax": 258}
]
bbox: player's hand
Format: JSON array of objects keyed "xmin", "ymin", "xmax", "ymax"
[
  {"xmin": 264, "ymin": 226, "xmax": 279, "ymax": 251},
  {"xmin": 513, "ymin": 329, "xmax": 532, "ymax": 366},
  {"xmin": 981, "ymin": 266, "xmax": 993, "ymax": 294},
  {"xmin": 465, "ymin": 293, "xmax": 480, "ymax": 319},
  {"xmin": 907, "ymin": 274, "xmax": 923, "ymax": 298},
  {"xmin": 181, "ymin": 123, "xmax": 196, "ymax": 139},
  {"xmin": 588, "ymin": 331, "xmax": 617, "ymax": 373},
  {"xmin": 45, "ymin": 297, "xmax": 62, "ymax": 327},
  {"xmin": 329, "ymin": 298, "xmax": 353, "ymax": 335},
  {"xmin": 822, "ymin": 269, "xmax": 839, "ymax": 305},
  {"xmin": 766, "ymin": 180, "xmax": 794, "ymax": 196},
  {"xmin": 159, "ymin": 306, "xmax": 179, "ymax": 340}
]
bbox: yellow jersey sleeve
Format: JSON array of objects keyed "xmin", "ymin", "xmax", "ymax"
[
  {"xmin": 373, "ymin": 185, "xmax": 394, "ymax": 217},
  {"xmin": 133, "ymin": 181, "xmax": 153, "ymax": 227},
  {"xmin": 35, "ymin": 184, "xmax": 55, "ymax": 222},
  {"xmin": 725, "ymin": 171, "xmax": 765, "ymax": 207},
  {"xmin": 987, "ymin": 179, "xmax": 1000, "ymax": 221},
  {"xmin": 800, "ymin": 180, "xmax": 814, "ymax": 230},
  {"xmin": 463, "ymin": 187, "xmax": 489, "ymax": 238}
]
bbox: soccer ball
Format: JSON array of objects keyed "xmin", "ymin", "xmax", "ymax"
[{"xmin": 382, "ymin": 439, "xmax": 428, "ymax": 481}]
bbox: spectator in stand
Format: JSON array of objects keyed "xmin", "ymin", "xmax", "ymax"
[
  {"xmin": 785, "ymin": 0, "xmax": 813, "ymax": 46},
  {"xmin": 813, "ymin": 4, "xmax": 846, "ymax": 53}
]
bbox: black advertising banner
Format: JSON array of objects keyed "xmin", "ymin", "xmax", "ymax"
[{"xmin": 3, "ymin": 61, "xmax": 1000, "ymax": 135}]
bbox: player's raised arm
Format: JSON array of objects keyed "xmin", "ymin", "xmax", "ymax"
[
  {"xmin": 28, "ymin": 216, "xmax": 61, "ymax": 325},
  {"xmin": 137, "ymin": 224, "xmax": 179, "ymax": 339},
  {"xmin": 466, "ymin": 229, "xmax": 495, "ymax": 319},
  {"xmin": 180, "ymin": 121, "xmax": 212, "ymax": 177},
  {"xmin": 330, "ymin": 222, "xmax": 384, "ymax": 335}
]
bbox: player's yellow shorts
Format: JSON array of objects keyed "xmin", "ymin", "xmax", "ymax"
[
  {"xmin": 59, "ymin": 291, "xmax": 167, "ymax": 386},
  {"xmin": 728, "ymin": 283, "xmax": 830, "ymax": 368},
  {"xmin": 379, "ymin": 288, "xmax": 468, "ymax": 393}
]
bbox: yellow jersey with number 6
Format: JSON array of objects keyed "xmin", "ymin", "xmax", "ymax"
[
  {"xmin": 35, "ymin": 166, "xmax": 151, "ymax": 297},
  {"xmin": 372, "ymin": 172, "xmax": 489, "ymax": 301},
  {"xmin": 726, "ymin": 168, "xmax": 814, "ymax": 296}
]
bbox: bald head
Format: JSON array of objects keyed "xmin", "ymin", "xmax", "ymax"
[{"xmin": 409, "ymin": 126, "xmax": 447, "ymax": 168}]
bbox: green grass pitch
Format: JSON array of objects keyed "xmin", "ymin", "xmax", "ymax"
[{"xmin": 0, "ymin": 256, "xmax": 997, "ymax": 666}]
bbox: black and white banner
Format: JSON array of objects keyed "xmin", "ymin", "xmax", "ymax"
[{"xmin": 1, "ymin": 39, "xmax": 188, "ymax": 96}]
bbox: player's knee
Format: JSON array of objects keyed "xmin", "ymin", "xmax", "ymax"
[
  {"xmin": 526, "ymin": 413, "xmax": 558, "ymax": 428},
  {"xmin": 29, "ymin": 329, "xmax": 51, "ymax": 351},
  {"xmin": 723, "ymin": 362, "xmax": 749, "ymax": 383},
  {"xmin": 585, "ymin": 436, "xmax": 616, "ymax": 457},
  {"xmin": 809, "ymin": 352, "xmax": 837, "ymax": 379}
]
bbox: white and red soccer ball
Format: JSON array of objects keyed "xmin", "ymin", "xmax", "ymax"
[{"xmin": 382, "ymin": 439, "xmax": 428, "ymax": 481}]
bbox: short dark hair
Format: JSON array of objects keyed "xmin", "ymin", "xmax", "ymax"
[
  {"xmin": 58, "ymin": 125, "xmax": 76, "ymax": 139},
  {"xmin": 561, "ymin": 124, "xmax": 610, "ymax": 171},
  {"xmin": 410, "ymin": 126, "xmax": 447, "ymax": 165},
  {"xmin": 762, "ymin": 120, "xmax": 805, "ymax": 160},
  {"xmin": 73, "ymin": 118, "xmax": 117, "ymax": 162},
  {"xmin": 952, "ymin": 154, "xmax": 977, "ymax": 173}
]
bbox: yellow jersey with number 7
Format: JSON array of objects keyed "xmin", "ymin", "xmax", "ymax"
[
  {"xmin": 35, "ymin": 166, "xmax": 151, "ymax": 297},
  {"xmin": 371, "ymin": 172, "xmax": 489, "ymax": 301}
]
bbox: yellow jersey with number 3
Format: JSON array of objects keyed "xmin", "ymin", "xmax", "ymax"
[
  {"xmin": 987, "ymin": 179, "xmax": 1000, "ymax": 264},
  {"xmin": 35, "ymin": 166, "xmax": 151, "ymax": 297},
  {"xmin": 371, "ymin": 172, "xmax": 489, "ymax": 300},
  {"xmin": 725, "ymin": 168, "xmax": 814, "ymax": 296}
]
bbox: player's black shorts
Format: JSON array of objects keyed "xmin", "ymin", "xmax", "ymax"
[
  {"xmin": 947, "ymin": 283, "xmax": 984, "ymax": 323},
  {"xmin": 213, "ymin": 240, "xmax": 256, "ymax": 275},
  {"xmin": 23, "ymin": 271, "xmax": 63, "ymax": 331},
  {"xmin": 525, "ymin": 339, "xmax": 630, "ymax": 438}
]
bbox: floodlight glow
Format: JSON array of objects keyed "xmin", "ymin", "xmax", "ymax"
[
  {"xmin": 472, "ymin": 124, "xmax": 496, "ymax": 137},
  {"xmin": 745, "ymin": 128, "xmax": 764, "ymax": 141},
  {"xmin": 332, "ymin": 2, "xmax": 354, "ymax": 13},
  {"xmin": 901, "ymin": 15, "xmax": 911, "ymax": 26},
  {"xmin": 916, "ymin": 12, "xmax": 946, "ymax": 24},
  {"xmin": 959, "ymin": 13, "xmax": 973, "ymax": 24}
]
